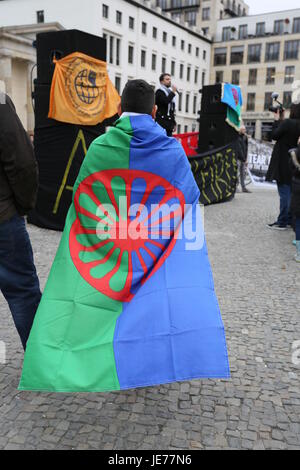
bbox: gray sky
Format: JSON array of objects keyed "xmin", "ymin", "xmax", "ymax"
[{"xmin": 247, "ymin": 0, "xmax": 300, "ymax": 15}]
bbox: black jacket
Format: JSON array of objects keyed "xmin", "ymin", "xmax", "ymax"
[
  {"xmin": 0, "ymin": 93, "xmax": 39, "ymax": 223},
  {"xmin": 290, "ymin": 146, "xmax": 300, "ymax": 218},
  {"xmin": 266, "ymin": 118, "xmax": 300, "ymax": 184},
  {"xmin": 155, "ymin": 89, "xmax": 176, "ymax": 133},
  {"xmin": 236, "ymin": 134, "xmax": 248, "ymax": 162}
]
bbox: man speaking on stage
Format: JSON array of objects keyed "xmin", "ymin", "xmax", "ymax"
[{"xmin": 155, "ymin": 73, "xmax": 177, "ymax": 137}]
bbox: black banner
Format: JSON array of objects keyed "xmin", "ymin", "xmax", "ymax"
[{"xmin": 189, "ymin": 143, "xmax": 238, "ymax": 206}]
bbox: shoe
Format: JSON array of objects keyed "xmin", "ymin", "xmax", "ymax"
[
  {"xmin": 295, "ymin": 241, "xmax": 300, "ymax": 263},
  {"xmin": 267, "ymin": 222, "xmax": 288, "ymax": 230},
  {"xmin": 242, "ymin": 188, "xmax": 251, "ymax": 193}
]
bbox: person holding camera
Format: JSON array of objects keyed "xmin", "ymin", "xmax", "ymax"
[
  {"xmin": 266, "ymin": 103, "xmax": 300, "ymax": 230},
  {"xmin": 289, "ymin": 141, "xmax": 300, "ymax": 262},
  {"xmin": 155, "ymin": 74, "xmax": 177, "ymax": 137}
]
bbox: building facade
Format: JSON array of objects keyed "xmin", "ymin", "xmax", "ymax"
[
  {"xmin": 211, "ymin": 9, "xmax": 300, "ymax": 140},
  {"xmin": 155, "ymin": 0, "xmax": 249, "ymax": 40},
  {"xmin": 0, "ymin": 0, "xmax": 212, "ymax": 134}
]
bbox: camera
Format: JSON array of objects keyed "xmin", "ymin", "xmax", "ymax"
[{"xmin": 269, "ymin": 92, "xmax": 284, "ymax": 114}]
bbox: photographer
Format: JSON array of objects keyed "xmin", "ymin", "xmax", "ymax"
[
  {"xmin": 266, "ymin": 103, "xmax": 300, "ymax": 230},
  {"xmin": 289, "ymin": 141, "xmax": 300, "ymax": 263}
]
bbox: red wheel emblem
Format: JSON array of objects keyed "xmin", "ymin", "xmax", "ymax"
[{"xmin": 69, "ymin": 169, "xmax": 185, "ymax": 302}]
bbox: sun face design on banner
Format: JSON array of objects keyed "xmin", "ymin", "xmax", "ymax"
[
  {"xmin": 65, "ymin": 57, "xmax": 107, "ymax": 118},
  {"xmin": 69, "ymin": 169, "xmax": 185, "ymax": 302}
]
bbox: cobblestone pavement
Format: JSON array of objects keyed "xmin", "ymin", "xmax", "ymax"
[{"xmin": 1, "ymin": 186, "xmax": 300, "ymax": 450}]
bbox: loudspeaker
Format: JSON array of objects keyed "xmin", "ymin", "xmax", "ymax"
[
  {"xmin": 198, "ymin": 115, "xmax": 238, "ymax": 153},
  {"xmin": 37, "ymin": 29, "xmax": 106, "ymax": 84},
  {"xmin": 200, "ymin": 84, "xmax": 227, "ymax": 116}
]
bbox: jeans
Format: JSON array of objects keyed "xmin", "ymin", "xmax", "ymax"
[
  {"xmin": 277, "ymin": 184, "xmax": 292, "ymax": 226},
  {"xmin": 0, "ymin": 215, "xmax": 41, "ymax": 350},
  {"xmin": 296, "ymin": 218, "xmax": 300, "ymax": 241},
  {"xmin": 237, "ymin": 160, "xmax": 246, "ymax": 190}
]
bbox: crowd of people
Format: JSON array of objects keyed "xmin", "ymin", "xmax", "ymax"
[{"xmin": 1, "ymin": 76, "xmax": 299, "ymax": 357}]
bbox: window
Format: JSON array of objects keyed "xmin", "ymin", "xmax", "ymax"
[
  {"xmin": 247, "ymin": 93, "xmax": 256, "ymax": 111},
  {"xmin": 265, "ymin": 43, "xmax": 280, "ymax": 62},
  {"xmin": 102, "ymin": 4, "xmax": 109, "ymax": 19},
  {"xmin": 194, "ymin": 68, "xmax": 199, "ymax": 84},
  {"xmin": 196, "ymin": 47, "xmax": 199, "ymax": 58},
  {"xmin": 172, "ymin": 36, "xmax": 176, "ymax": 47},
  {"xmin": 216, "ymin": 71, "xmax": 224, "ymax": 83},
  {"xmin": 248, "ymin": 44, "xmax": 262, "ymax": 63},
  {"xmin": 230, "ymin": 46, "xmax": 244, "ymax": 64},
  {"xmin": 141, "ymin": 50, "xmax": 146, "ymax": 68},
  {"xmin": 163, "ymin": 32, "xmax": 167, "ymax": 43},
  {"xmin": 153, "ymin": 27, "xmax": 157, "ymax": 39},
  {"xmin": 109, "ymin": 36, "xmax": 114, "ymax": 64},
  {"xmin": 181, "ymin": 40, "xmax": 185, "ymax": 51},
  {"xmin": 239, "ymin": 24, "xmax": 248, "ymax": 39},
  {"xmin": 285, "ymin": 66, "xmax": 295, "ymax": 84},
  {"xmin": 128, "ymin": 45, "xmax": 134, "ymax": 64},
  {"xmin": 274, "ymin": 20, "xmax": 284, "ymax": 35},
  {"xmin": 266, "ymin": 67, "xmax": 276, "ymax": 85},
  {"xmin": 184, "ymin": 125, "xmax": 188, "ymax": 134},
  {"xmin": 129, "ymin": 16, "xmax": 134, "ymax": 30},
  {"xmin": 162, "ymin": 57, "xmax": 166, "ymax": 73},
  {"xmin": 171, "ymin": 60, "xmax": 175, "ymax": 76},
  {"xmin": 232, "ymin": 70, "xmax": 240, "ymax": 85},
  {"xmin": 284, "ymin": 40, "xmax": 299, "ymax": 60},
  {"xmin": 185, "ymin": 10, "xmax": 197, "ymax": 26},
  {"xmin": 187, "ymin": 66, "xmax": 191, "ymax": 82},
  {"xmin": 202, "ymin": 71, "xmax": 206, "ymax": 86},
  {"xmin": 186, "ymin": 94, "xmax": 190, "ymax": 113},
  {"xmin": 180, "ymin": 64, "xmax": 184, "ymax": 79},
  {"xmin": 214, "ymin": 48, "xmax": 227, "ymax": 66},
  {"xmin": 116, "ymin": 39, "xmax": 120, "ymax": 66},
  {"xmin": 264, "ymin": 92, "xmax": 273, "ymax": 111},
  {"xmin": 293, "ymin": 18, "xmax": 300, "ymax": 34},
  {"xmin": 202, "ymin": 7, "xmax": 210, "ymax": 21},
  {"xmin": 36, "ymin": 10, "xmax": 44, "ymax": 23},
  {"xmin": 142, "ymin": 22, "xmax": 147, "ymax": 34},
  {"xmin": 177, "ymin": 124, "xmax": 181, "ymax": 134},
  {"xmin": 256, "ymin": 22, "xmax": 265, "ymax": 36},
  {"xmin": 178, "ymin": 92, "xmax": 182, "ymax": 112},
  {"xmin": 193, "ymin": 95, "xmax": 198, "ymax": 115},
  {"xmin": 283, "ymin": 91, "xmax": 292, "ymax": 109},
  {"xmin": 115, "ymin": 76, "xmax": 121, "ymax": 94},
  {"xmin": 222, "ymin": 27, "xmax": 231, "ymax": 41},
  {"xmin": 248, "ymin": 69, "xmax": 257, "ymax": 85},
  {"xmin": 116, "ymin": 11, "xmax": 122, "ymax": 24},
  {"xmin": 152, "ymin": 54, "xmax": 157, "ymax": 71},
  {"xmin": 188, "ymin": 44, "xmax": 192, "ymax": 54}
]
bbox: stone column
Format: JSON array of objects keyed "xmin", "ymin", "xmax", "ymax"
[
  {"xmin": 255, "ymin": 119, "xmax": 262, "ymax": 141},
  {"xmin": 0, "ymin": 57, "xmax": 13, "ymax": 96}
]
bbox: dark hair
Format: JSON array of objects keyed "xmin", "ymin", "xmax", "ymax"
[
  {"xmin": 121, "ymin": 79, "xmax": 155, "ymax": 115},
  {"xmin": 290, "ymin": 103, "xmax": 300, "ymax": 120},
  {"xmin": 159, "ymin": 73, "xmax": 171, "ymax": 83}
]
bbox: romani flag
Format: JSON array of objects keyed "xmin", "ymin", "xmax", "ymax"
[{"xmin": 19, "ymin": 115, "xmax": 230, "ymax": 392}]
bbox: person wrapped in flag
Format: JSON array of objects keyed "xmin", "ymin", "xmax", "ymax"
[{"xmin": 19, "ymin": 80, "xmax": 230, "ymax": 393}]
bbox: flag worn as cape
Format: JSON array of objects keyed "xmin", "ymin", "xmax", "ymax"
[
  {"xmin": 221, "ymin": 83, "xmax": 243, "ymax": 132},
  {"xmin": 48, "ymin": 52, "xmax": 120, "ymax": 126},
  {"xmin": 19, "ymin": 115, "xmax": 230, "ymax": 393}
]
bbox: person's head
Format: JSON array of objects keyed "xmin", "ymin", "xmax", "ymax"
[
  {"xmin": 120, "ymin": 79, "xmax": 156, "ymax": 118},
  {"xmin": 159, "ymin": 73, "xmax": 172, "ymax": 88},
  {"xmin": 290, "ymin": 103, "xmax": 300, "ymax": 120}
]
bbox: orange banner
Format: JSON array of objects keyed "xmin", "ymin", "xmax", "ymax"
[{"xmin": 48, "ymin": 52, "xmax": 120, "ymax": 126}]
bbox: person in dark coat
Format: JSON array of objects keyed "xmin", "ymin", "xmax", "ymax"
[
  {"xmin": 266, "ymin": 103, "xmax": 300, "ymax": 230},
  {"xmin": 155, "ymin": 73, "xmax": 177, "ymax": 137},
  {"xmin": 290, "ymin": 143, "xmax": 300, "ymax": 262},
  {"xmin": 0, "ymin": 93, "xmax": 41, "ymax": 349},
  {"xmin": 236, "ymin": 125, "xmax": 251, "ymax": 193}
]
